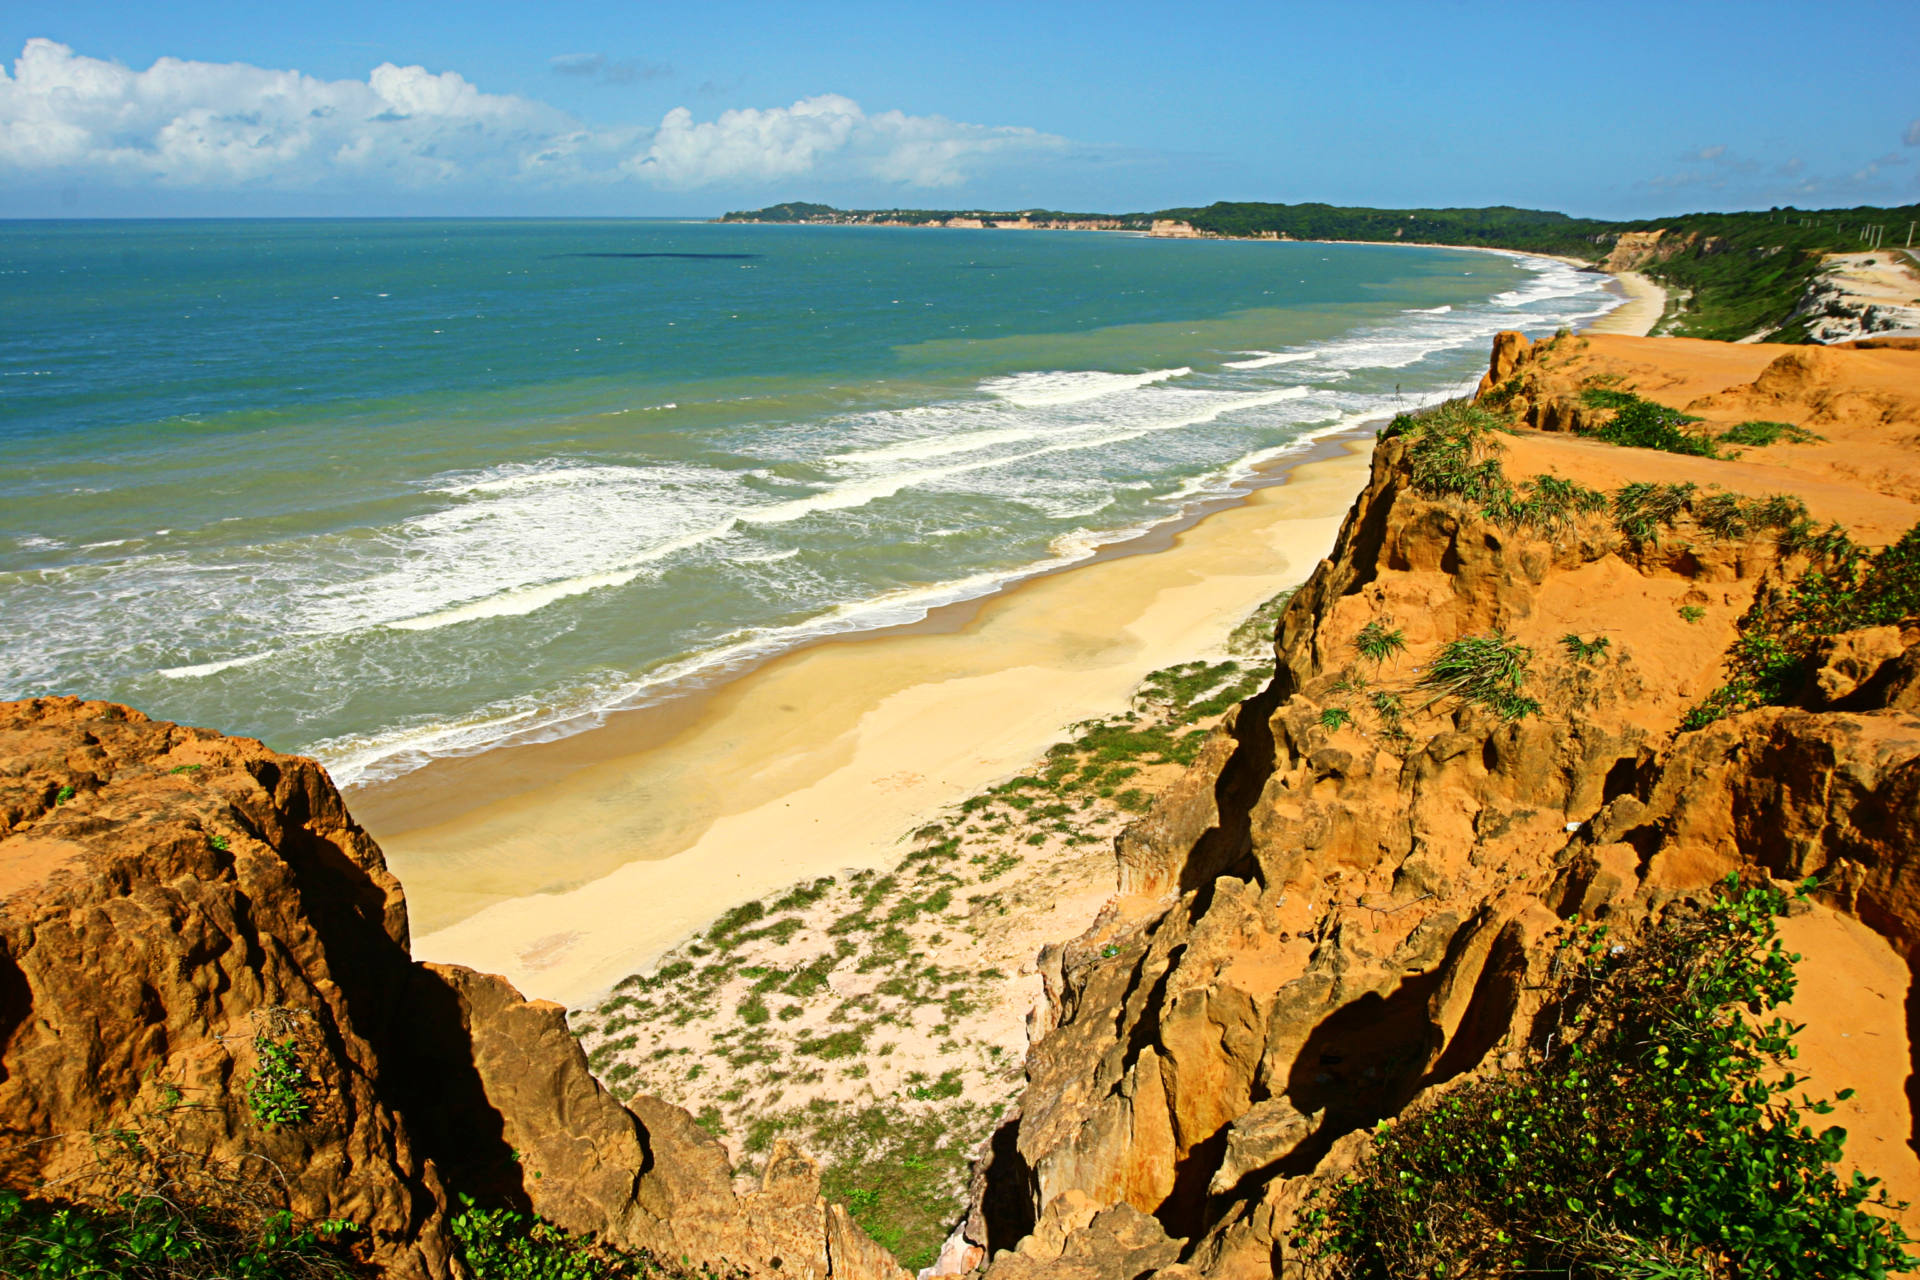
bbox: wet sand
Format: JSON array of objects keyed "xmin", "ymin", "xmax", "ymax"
[
  {"xmin": 366, "ymin": 438, "xmax": 1376, "ymax": 1006},
  {"xmin": 1584, "ymin": 270, "xmax": 1665, "ymax": 334},
  {"xmin": 355, "ymin": 259, "xmax": 1664, "ymax": 1008}
]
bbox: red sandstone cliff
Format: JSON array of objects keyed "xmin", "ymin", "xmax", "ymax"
[
  {"xmin": 0, "ymin": 698, "xmax": 906, "ymax": 1279},
  {"xmin": 6, "ymin": 332, "xmax": 1918, "ymax": 1280},
  {"xmin": 946, "ymin": 335, "xmax": 1920, "ymax": 1277}
]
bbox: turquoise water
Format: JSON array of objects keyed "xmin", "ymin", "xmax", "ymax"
[{"xmin": 0, "ymin": 219, "xmax": 1617, "ymax": 784}]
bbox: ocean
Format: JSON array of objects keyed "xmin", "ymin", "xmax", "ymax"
[{"xmin": 0, "ymin": 219, "xmax": 1617, "ymax": 786}]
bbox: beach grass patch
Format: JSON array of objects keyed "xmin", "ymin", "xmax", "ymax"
[
  {"xmin": 1721, "ymin": 419, "xmax": 1822, "ymax": 447},
  {"xmin": 1353, "ymin": 620, "xmax": 1408, "ymax": 664},
  {"xmin": 1419, "ymin": 631, "xmax": 1539, "ymax": 721},
  {"xmin": 796, "ymin": 1029, "xmax": 867, "ymax": 1061},
  {"xmin": 1300, "ymin": 878, "xmax": 1914, "ymax": 1279},
  {"xmin": 1577, "ymin": 390, "xmax": 1721, "ymax": 457}
]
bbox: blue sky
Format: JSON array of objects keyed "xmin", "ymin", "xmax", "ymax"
[{"xmin": 3, "ymin": 0, "xmax": 1917, "ymax": 219}]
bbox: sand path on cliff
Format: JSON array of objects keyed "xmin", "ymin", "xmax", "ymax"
[
  {"xmin": 1776, "ymin": 907, "xmax": 1920, "ymax": 1230},
  {"xmin": 367, "ymin": 442, "xmax": 1374, "ymax": 1006}
]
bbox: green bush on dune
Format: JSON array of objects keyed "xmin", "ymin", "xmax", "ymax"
[
  {"xmin": 1303, "ymin": 878, "xmax": 1915, "ymax": 1279},
  {"xmin": 1576, "ymin": 388, "xmax": 1723, "ymax": 457},
  {"xmin": 1686, "ymin": 523, "xmax": 1920, "ymax": 728},
  {"xmin": 0, "ymin": 1190, "xmax": 357, "ymax": 1280}
]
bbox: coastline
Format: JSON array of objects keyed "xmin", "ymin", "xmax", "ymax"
[
  {"xmin": 382, "ymin": 436, "xmax": 1375, "ymax": 1005},
  {"xmin": 357, "ymin": 257, "xmax": 1662, "ymax": 1009}
]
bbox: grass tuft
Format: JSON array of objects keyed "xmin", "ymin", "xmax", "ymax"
[
  {"xmin": 1353, "ymin": 620, "xmax": 1408, "ymax": 664},
  {"xmin": 1577, "ymin": 389, "xmax": 1722, "ymax": 457},
  {"xmin": 1560, "ymin": 633, "xmax": 1610, "ymax": 663},
  {"xmin": 1419, "ymin": 631, "xmax": 1540, "ymax": 721},
  {"xmin": 1720, "ymin": 419, "xmax": 1823, "ymax": 447}
]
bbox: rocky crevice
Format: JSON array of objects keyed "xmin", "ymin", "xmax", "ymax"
[
  {"xmin": 952, "ymin": 362, "xmax": 1920, "ymax": 1277},
  {"xmin": 0, "ymin": 697, "xmax": 908, "ymax": 1280}
]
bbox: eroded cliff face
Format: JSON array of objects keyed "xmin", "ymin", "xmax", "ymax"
[
  {"xmin": 0, "ymin": 698, "xmax": 906, "ymax": 1280},
  {"xmin": 953, "ymin": 342, "xmax": 1920, "ymax": 1278}
]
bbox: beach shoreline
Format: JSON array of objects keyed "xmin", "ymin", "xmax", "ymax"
[
  {"xmin": 376, "ymin": 433, "xmax": 1375, "ymax": 1005},
  {"xmin": 356, "ymin": 255, "xmax": 1660, "ymax": 1009}
]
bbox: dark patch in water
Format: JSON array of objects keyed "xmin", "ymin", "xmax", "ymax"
[{"xmin": 555, "ymin": 252, "xmax": 762, "ymax": 261}]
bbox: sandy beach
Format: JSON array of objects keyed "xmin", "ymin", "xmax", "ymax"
[
  {"xmin": 353, "ymin": 261, "xmax": 1666, "ymax": 1010},
  {"xmin": 1584, "ymin": 269, "xmax": 1666, "ymax": 334},
  {"xmin": 371, "ymin": 437, "xmax": 1373, "ymax": 1005}
]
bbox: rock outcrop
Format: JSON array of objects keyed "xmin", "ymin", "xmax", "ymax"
[
  {"xmin": 946, "ymin": 343, "xmax": 1920, "ymax": 1276},
  {"xmin": 1475, "ymin": 329, "xmax": 1920, "ymax": 520},
  {"xmin": 0, "ymin": 697, "xmax": 906, "ymax": 1279}
]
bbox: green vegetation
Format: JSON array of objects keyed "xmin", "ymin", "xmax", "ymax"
[
  {"xmin": 1159, "ymin": 200, "xmax": 1610, "ymax": 257},
  {"xmin": 1318, "ymin": 707, "xmax": 1352, "ymax": 731},
  {"xmin": 1560, "ymin": 633, "xmax": 1611, "ymax": 663},
  {"xmin": 1303, "ymin": 878, "xmax": 1913, "ymax": 1279},
  {"xmin": 1687, "ymin": 523, "xmax": 1920, "ymax": 727},
  {"xmin": 0, "ymin": 1191, "xmax": 356, "ymax": 1280},
  {"xmin": 1612, "ymin": 204, "xmax": 1920, "ymax": 342},
  {"xmin": 715, "ymin": 200, "xmax": 842, "ymax": 223},
  {"xmin": 718, "ymin": 202, "xmax": 1151, "ymax": 229},
  {"xmin": 726, "ymin": 197, "xmax": 1920, "ymax": 341},
  {"xmin": 1487, "ymin": 473, "xmax": 1610, "ymax": 538},
  {"xmin": 53, "ymin": 784, "xmax": 75, "ymax": 804},
  {"xmin": 244, "ymin": 1034, "xmax": 312, "ymax": 1130},
  {"xmin": 1389, "ymin": 398, "xmax": 1812, "ymax": 554},
  {"xmin": 1388, "ymin": 398, "xmax": 1614, "ymax": 538},
  {"xmin": 1722, "ymin": 420, "xmax": 1823, "ymax": 447},
  {"xmin": 1612, "ymin": 481, "xmax": 1700, "ymax": 546},
  {"xmin": 1388, "ymin": 399, "xmax": 1512, "ymax": 501},
  {"xmin": 802, "ymin": 1102, "xmax": 999, "ymax": 1268},
  {"xmin": 575, "ymin": 640, "xmax": 1277, "ymax": 1273},
  {"xmin": 1228, "ymin": 587, "xmax": 1296, "ymax": 656},
  {"xmin": 771, "ymin": 877, "xmax": 834, "ymax": 912},
  {"xmin": 1353, "ymin": 621, "xmax": 1407, "ymax": 664},
  {"xmin": 1576, "ymin": 388, "xmax": 1722, "ymax": 458},
  {"xmin": 1170, "ymin": 200, "xmax": 1920, "ymax": 341},
  {"xmin": 451, "ymin": 1199, "xmax": 722, "ymax": 1279},
  {"xmin": 706, "ymin": 899, "xmax": 766, "ymax": 949},
  {"xmin": 1679, "ymin": 604, "xmax": 1707, "ymax": 623},
  {"xmin": 1419, "ymin": 631, "xmax": 1540, "ymax": 721}
]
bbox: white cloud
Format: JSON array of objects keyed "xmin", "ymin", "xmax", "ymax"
[
  {"xmin": 631, "ymin": 94, "xmax": 1063, "ymax": 188},
  {"xmin": 1906, "ymin": 118, "xmax": 1920, "ymax": 147},
  {"xmin": 0, "ymin": 38, "xmax": 580, "ymax": 187},
  {"xmin": 0, "ymin": 38, "xmax": 1063, "ymax": 192}
]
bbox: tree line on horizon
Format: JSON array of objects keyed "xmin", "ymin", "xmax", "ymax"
[{"xmin": 721, "ymin": 198, "xmax": 1920, "ymax": 342}]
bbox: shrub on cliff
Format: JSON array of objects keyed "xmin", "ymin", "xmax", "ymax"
[
  {"xmin": 0, "ymin": 1190, "xmax": 356, "ymax": 1279},
  {"xmin": 1301, "ymin": 878, "xmax": 1915, "ymax": 1279},
  {"xmin": 1576, "ymin": 388, "xmax": 1724, "ymax": 458},
  {"xmin": 1686, "ymin": 523, "xmax": 1920, "ymax": 726},
  {"xmin": 1384, "ymin": 401, "xmax": 1512, "ymax": 503},
  {"xmin": 1419, "ymin": 631, "xmax": 1540, "ymax": 721}
]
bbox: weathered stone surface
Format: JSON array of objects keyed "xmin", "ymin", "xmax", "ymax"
[
  {"xmin": 0, "ymin": 698, "xmax": 450, "ymax": 1276},
  {"xmin": 1474, "ymin": 329, "xmax": 1531, "ymax": 399},
  {"xmin": 950, "ymin": 354, "xmax": 1920, "ymax": 1275},
  {"xmin": 0, "ymin": 697, "xmax": 906, "ymax": 1278}
]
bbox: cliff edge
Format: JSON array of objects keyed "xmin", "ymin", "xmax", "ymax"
[
  {"xmin": 946, "ymin": 333, "xmax": 1920, "ymax": 1276},
  {"xmin": 0, "ymin": 697, "xmax": 906, "ymax": 1279}
]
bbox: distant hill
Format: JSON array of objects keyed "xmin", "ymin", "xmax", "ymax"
[
  {"xmin": 1157, "ymin": 200, "xmax": 1611, "ymax": 257},
  {"xmin": 720, "ymin": 198, "xmax": 1920, "ymax": 343},
  {"xmin": 718, "ymin": 203, "xmax": 1154, "ymax": 229}
]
